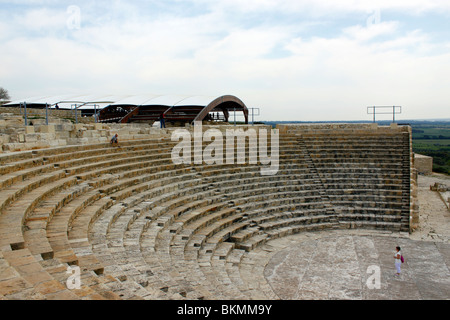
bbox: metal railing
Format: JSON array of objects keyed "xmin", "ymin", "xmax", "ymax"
[
  {"xmin": 230, "ymin": 107, "xmax": 261, "ymax": 126},
  {"xmin": 367, "ymin": 106, "xmax": 402, "ymax": 123}
]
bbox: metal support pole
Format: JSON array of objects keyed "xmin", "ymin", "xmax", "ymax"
[
  {"xmin": 45, "ymin": 103, "xmax": 49, "ymax": 125},
  {"xmin": 24, "ymin": 102, "xmax": 28, "ymax": 126},
  {"xmin": 234, "ymin": 107, "xmax": 236, "ymax": 126},
  {"xmin": 393, "ymin": 106, "xmax": 395, "ymax": 123},
  {"xmin": 373, "ymin": 107, "xmax": 376, "ymax": 123},
  {"xmin": 75, "ymin": 104, "xmax": 78, "ymax": 124}
]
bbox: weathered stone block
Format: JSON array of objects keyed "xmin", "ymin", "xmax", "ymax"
[
  {"xmin": 25, "ymin": 126, "xmax": 35, "ymax": 134},
  {"xmin": 39, "ymin": 125, "xmax": 55, "ymax": 134},
  {"xmin": 25, "ymin": 134, "xmax": 39, "ymax": 143},
  {"xmin": 414, "ymin": 153, "xmax": 433, "ymax": 175},
  {"xmin": 74, "ymin": 124, "xmax": 84, "ymax": 131}
]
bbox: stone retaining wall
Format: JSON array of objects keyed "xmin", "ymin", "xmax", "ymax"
[
  {"xmin": 0, "ymin": 114, "xmax": 272, "ymax": 153},
  {"xmin": 0, "ymin": 113, "xmax": 171, "ymax": 153},
  {"xmin": 0, "ymin": 106, "xmax": 93, "ymax": 124}
]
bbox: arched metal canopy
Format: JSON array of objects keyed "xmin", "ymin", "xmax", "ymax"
[
  {"xmin": 193, "ymin": 95, "xmax": 248, "ymax": 123},
  {"xmin": 2, "ymin": 94, "xmax": 249, "ymax": 124}
]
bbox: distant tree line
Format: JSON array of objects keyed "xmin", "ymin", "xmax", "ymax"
[
  {"xmin": 413, "ymin": 147, "xmax": 450, "ymax": 175},
  {"xmin": 414, "ymin": 135, "xmax": 450, "ymax": 140}
]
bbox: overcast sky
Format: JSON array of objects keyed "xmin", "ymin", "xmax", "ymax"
[{"xmin": 1, "ymin": 0, "xmax": 449, "ymax": 121}]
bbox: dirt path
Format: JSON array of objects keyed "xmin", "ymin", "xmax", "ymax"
[{"xmin": 410, "ymin": 173, "xmax": 450, "ymax": 243}]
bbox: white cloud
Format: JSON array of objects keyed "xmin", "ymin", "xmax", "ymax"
[
  {"xmin": 20, "ymin": 8, "xmax": 67, "ymax": 31},
  {"xmin": 195, "ymin": 0, "xmax": 450, "ymax": 15},
  {"xmin": 343, "ymin": 21, "xmax": 400, "ymax": 42}
]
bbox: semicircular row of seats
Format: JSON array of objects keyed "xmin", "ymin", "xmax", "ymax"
[{"xmin": 0, "ymin": 127, "xmax": 411, "ymax": 300}]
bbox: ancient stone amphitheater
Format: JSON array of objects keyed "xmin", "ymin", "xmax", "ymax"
[{"xmin": 0, "ymin": 120, "xmax": 418, "ymax": 300}]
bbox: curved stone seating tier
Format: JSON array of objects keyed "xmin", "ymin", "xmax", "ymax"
[
  {"xmin": 297, "ymin": 129, "xmax": 410, "ymax": 232},
  {"xmin": 81, "ymin": 160, "xmax": 328, "ymax": 300},
  {"xmin": 0, "ymin": 139, "xmax": 174, "ymax": 174},
  {"xmin": 0, "ymin": 140, "xmax": 180, "ymax": 299},
  {"xmin": 0, "ymin": 125, "xmax": 413, "ymax": 299},
  {"xmin": 0, "ymin": 141, "xmax": 178, "ymax": 212},
  {"xmin": 101, "ymin": 169, "xmax": 326, "ymax": 298},
  {"xmin": 2, "ymin": 159, "xmax": 312, "ymax": 296},
  {"xmin": 147, "ymin": 179, "xmax": 334, "ymax": 296}
]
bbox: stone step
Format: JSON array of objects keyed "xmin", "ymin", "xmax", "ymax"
[{"xmin": 235, "ymin": 234, "xmax": 269, "ymax": 252}]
